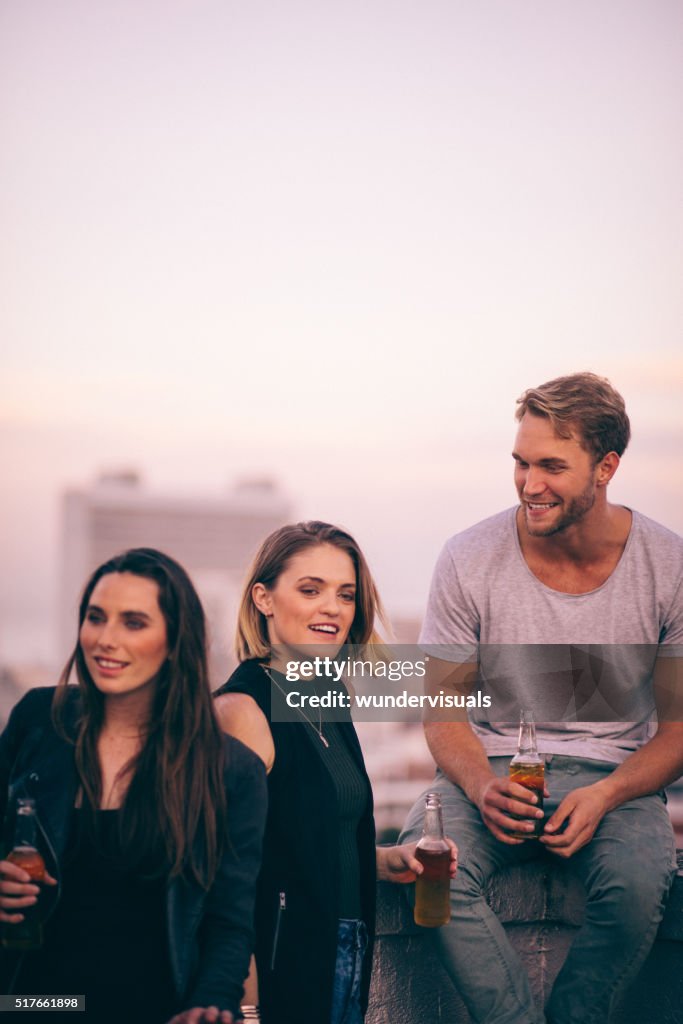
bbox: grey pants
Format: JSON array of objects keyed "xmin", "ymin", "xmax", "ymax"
[{"xmin": 400, "ymin": 756, "xmax": 677, "ymax": 1024}]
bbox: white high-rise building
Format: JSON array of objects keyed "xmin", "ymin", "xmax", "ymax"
[{"xmin": 60, "ymin": 471, "xmax": 291, "ymax": 683}]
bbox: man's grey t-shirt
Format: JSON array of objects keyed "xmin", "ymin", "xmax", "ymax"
[{"xmin": 420, "ymin": 507, "xmax": 683, "ymax": 764}]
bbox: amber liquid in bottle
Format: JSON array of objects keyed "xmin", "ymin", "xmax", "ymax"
[
  {"xmin": 414, "ymin": 793, "xmax": 451, "ymax": 927},
  {"xmin": 508, "ymin": 762, "xmax": 545, "ymax": 838},
  {"xmin": 1, "ymin": 800, "xmax": 47, "ymax": 951},
  {"xmin": 508, "ymin": 710, "xmax": 544, "ymax": 840}
]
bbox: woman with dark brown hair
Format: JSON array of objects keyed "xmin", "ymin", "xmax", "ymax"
[
  {"xmin": 214, "ymin": 521, "xmax": 456, "ymax": 1024},
  {"xmin": 0, "ymin": 548, "xmax": 266, "ymax": 1024}
]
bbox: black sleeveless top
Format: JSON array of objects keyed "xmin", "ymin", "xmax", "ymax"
[{"xmin": 306, "ymin": 718, "xmax": 369, "ymax": 918}]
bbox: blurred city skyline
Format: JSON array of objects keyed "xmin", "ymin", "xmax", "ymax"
[{"xmin": 2, "ymin": 0, "xmax": 682, "ymax": 666}]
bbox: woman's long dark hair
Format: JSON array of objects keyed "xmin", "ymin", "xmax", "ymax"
[{"xmin": 53, "ymin": 548, "xmax": 227, "ymax": 890}]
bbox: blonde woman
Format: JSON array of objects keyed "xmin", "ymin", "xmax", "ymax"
[{"xmin": 215, "ymin": 522, "xmax": 456, "ymax": 1024}]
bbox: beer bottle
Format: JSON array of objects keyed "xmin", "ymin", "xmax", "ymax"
[
  {"xmin": 508, "ymin": 709, "xmax": 544, "ymax": 838},
  {"xmin": 1, "ymin": 797, "xmax": 47, "ymax": 950},
  {"xmin": 414, "ymin": 792, "xmax": 451, "ymax": 927}
]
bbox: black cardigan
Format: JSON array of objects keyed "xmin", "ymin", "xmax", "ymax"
[
  {"xmin": 0, "ymin": 687, "xmax": 267, "ymax": 1018},
  {"xmin": 215, "ymin": 660, "xmax": 376, "ymax": 1024}
]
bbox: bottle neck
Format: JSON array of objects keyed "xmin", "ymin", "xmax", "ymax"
[
  {"xmin": 422, "ymin": 804, "xmax": 445, "ymax": 841},
  {"xmin": 514, "ymin": 710, "xmax": 539, "ymax": 761},
  {"xmin": 13, "ymin": 809, "xmax": 38, "ymax": 850},
  {"xmin": 517, "ymin": 725, "xmax": 538, "ymax": 758}
]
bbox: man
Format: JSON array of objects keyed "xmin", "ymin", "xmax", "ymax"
[{"xmin": 401, "ymin": 372, "xmax": 683, "ymax": 1024}]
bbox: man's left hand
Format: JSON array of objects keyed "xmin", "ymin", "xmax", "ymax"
[{"xmin": 540, "ymin": 784, "xmax": 610, "ymax": 858}]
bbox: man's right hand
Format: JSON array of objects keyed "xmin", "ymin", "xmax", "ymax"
[
  {"xmin": 424, "ymin": 717, "xmax": 547, "ymax": 844},
  {"xmin": 475, "ymin": 777, "xmax": 546, "ymax": 844}
]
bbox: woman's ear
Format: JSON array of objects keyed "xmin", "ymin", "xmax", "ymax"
[{"xmin": 251, "ymin": 582, "xmax": 272, "ymax": 617}]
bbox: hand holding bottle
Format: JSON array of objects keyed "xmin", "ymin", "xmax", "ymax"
[
  {"xmin": 475, "ymin": 775, "xmax": 547, "ymax": 844},
  {"xmin": 376, "ymin": 838, "xmax": 457, "ymax": 884},
  {"xmin": 0, "ymin": 858, "xmax": 57, "ymax": 925},
  {"xmin": 507, "ymin": 709, "xmax": 547, "ymax": 840},
  {"xmin": 0, "ymin": 798, "xmax": 57, "ymax": 948}
]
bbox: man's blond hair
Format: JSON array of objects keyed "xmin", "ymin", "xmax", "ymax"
[{"xmin": 516, "ymin": 372, "xmax": 630, "ymax": 462}]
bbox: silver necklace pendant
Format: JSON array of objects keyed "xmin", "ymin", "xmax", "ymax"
[{"xmin": 261, "ymin": 665, "xmax": 329, "ymax": 747}]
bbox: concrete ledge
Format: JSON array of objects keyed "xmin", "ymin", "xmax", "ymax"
[{"xmin": 367, "ymin": 851, "xmax": 683, "ymax": 1024}]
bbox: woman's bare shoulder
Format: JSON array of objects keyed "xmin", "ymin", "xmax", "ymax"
[{"xmin": 215, "ymin": 692, "xmax": 275, "ymax": 772}]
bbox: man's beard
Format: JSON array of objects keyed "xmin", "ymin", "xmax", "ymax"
[{"xmin": 523, "ymin": 482, "xmax": 596, "ymax": 537}]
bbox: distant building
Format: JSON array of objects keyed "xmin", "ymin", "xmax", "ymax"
[
  {"xmin": 390, "ymin": 616, "xmax": 423, "ymax": 644},
  {"xmin": 60, "ymin": 471, "xmax": 291, "ymax": 683}
]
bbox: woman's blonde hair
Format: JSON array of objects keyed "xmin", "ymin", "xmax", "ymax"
[{"xmin": 235, "ymin": 521, "xmax": 387, "ymax": 661}]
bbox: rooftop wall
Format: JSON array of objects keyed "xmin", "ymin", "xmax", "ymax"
[{"xmin": 368, "ymin": 851, "xmax": 683, "ymax": 1024}]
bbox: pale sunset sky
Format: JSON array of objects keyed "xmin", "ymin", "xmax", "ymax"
[{"xmin": 1, "ymin": 0, "xmax": 681, "ymax": 663}]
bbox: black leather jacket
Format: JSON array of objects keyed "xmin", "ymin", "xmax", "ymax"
[{"xmin": 0, "ymin": 687, "xmax": 267, "ymax": 1018}]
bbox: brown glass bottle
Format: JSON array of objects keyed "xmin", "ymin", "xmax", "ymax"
[
  {"xmin": 508, "ymin": 710, "xmax": 544, "ymax": 839},
  {"xmin": 414, "ymin": 793, "xmax": 451, "ymax": 927},
  {"xmin": 1, "ymin": 798, "xmax": 47, "ymax": 950}
]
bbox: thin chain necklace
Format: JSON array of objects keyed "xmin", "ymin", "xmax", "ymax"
[{"xmin": 261, "ymin": 664, "xmax": 329, "ymax": 748}]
